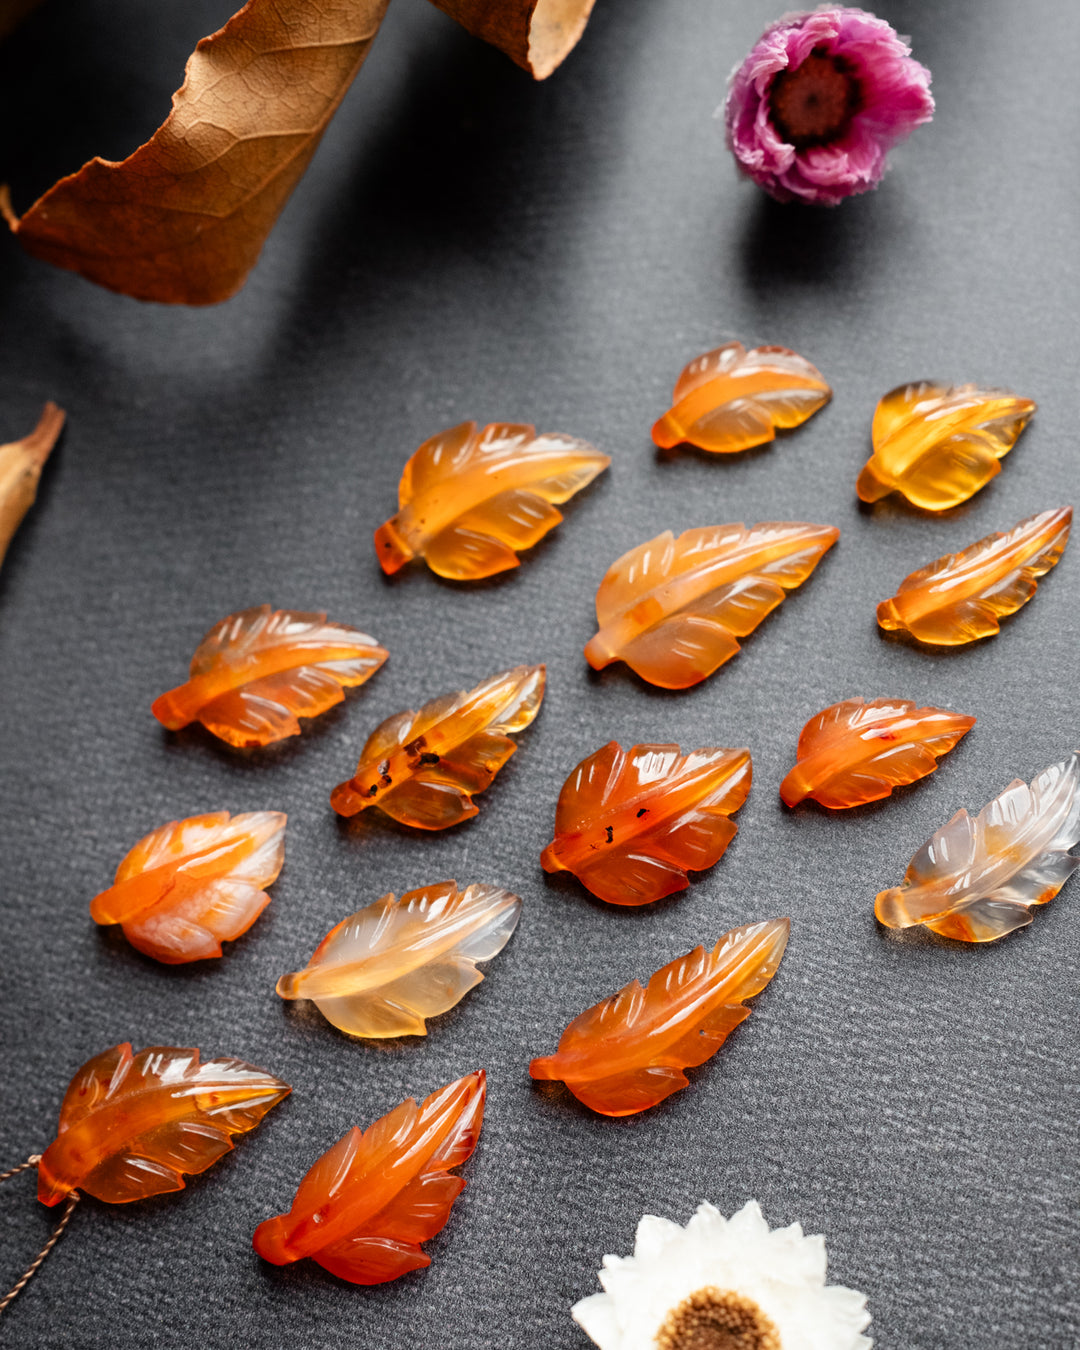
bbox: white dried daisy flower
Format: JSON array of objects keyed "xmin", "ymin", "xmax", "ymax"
[{"xmin": 572, "ymin": 1200, "xmax": 872, "ymax": 1350}]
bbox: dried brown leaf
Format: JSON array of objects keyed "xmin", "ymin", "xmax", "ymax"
[
  {"xmin": 427, "ymin": 0, "xmax": 596, "ymax": 78},
  {"xmin": 0, "ymin": 402, "xmax": 64, "ymax": 572}
]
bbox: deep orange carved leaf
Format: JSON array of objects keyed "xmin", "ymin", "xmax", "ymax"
[
  {"xmin": 153, "ymin": 605, "xmax": 388, "ymax": 748},
  {"xmin": 374, "ymin": 421, "xmax": 610, "ymax": 580},
  {"xmin": 877, "ymin": 507, "xmax": 1072, "ymax": 646},
  {"xmin": 38, "ymin": 1043, "xmax": 290, "ymax": 1206},
  {"xmin": 584, "ymin": 522, "xmax": 839, "ymax": 688},
  {"xmin": 90, "ymin": 811, "xmax": 287, "ymax": 963},
  {"xmin": 427, "ymin": 0, "xmax": 597, "ymax": 79},
  {"xmin": 253, "ymin": 1070, "xmax": 484, "ymax": 1284},
  {"xmin": 0, "ymin": 403, "xmax": 65, "ymax": 573},
  {"xmin": 652, "ymin": 342, "xmax": 830, "ymax": 453},
  {"xmin": 779, "ymin": 699, "xmax": 975, "ymax": 809},
  {"xmin": 1, "ymin": 0, "xmax": 390, "ymax": 305},
  {"xmin": 529, "ymin": 919, "xmax": 789, "ymax": 1116},
  {"xmin": 541, "ymin": 743, "xmax": 751, "ymax": 905},
  {"xmin": 856, "ymin": 382, "xmax": 1036, "ymax": 510},
  {"xmin": 331, "ymin": 664, "xmax": 545, "ymax": 827}
]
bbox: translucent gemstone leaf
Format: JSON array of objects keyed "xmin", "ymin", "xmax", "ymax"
[
  {"xmin": 252, "ymin": 1070, "xmax": 484, "ymax": 1284},
  {"xmin": 875, "ymin": 753, "xmax": 1080, "ymax": 942},
  {"xmin": 330, "ymin": 664, "xmax": 545, "ymax": 827},
  {"xmin": 529, "ymin": 919, "xmax": 789, "ymax": 1116},
  {"xmin": 152, "ymin": 605, "xmax": 388, "ymax": 748},
  {"xmin": 652, "ymin": 341, "xmax": 831, "ymax": 453},
  {"xmin": 857, "ymin": 381, "xmax": 1036, "ymax": 510},
  {"xmin": 780, "ymin": 699, "xmax": 975, "ymax": 810},
  {"xmin": 877, "ymin": 507, "xmax": 1071, "ymax": 646},
  {"xmin": 37, "ymin": 1043, "xmax": 289, "ymax": 1206},
  {"xmin": 89, "ymin": 810, "xmax": 287, "ymax": 963},
  {"xmin": 276, "ymin": 881, "xmax": 522, "ymax": 1036},
  {"xmin": 584, "ymin": 522, "xmax": 838, "ymax": 688},
  {"xmin": 373, "ymin": 420, "xmax": 609, "ymax": 580},
  {"xmin": 541, "ymin": 742, "xmax": 751, "ymax": 905}
]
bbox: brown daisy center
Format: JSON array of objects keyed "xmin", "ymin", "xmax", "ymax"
[
  {"xmin": 768, "ymin": 46, "xmax": 862, "ymax": 149},
  {"xmin": 655, "ymin": 1287, "xmax": 782, "ymax": 1350}
]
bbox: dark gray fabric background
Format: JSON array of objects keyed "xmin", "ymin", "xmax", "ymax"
[{"xmin": 1, "ymin": 1, "xmax": 1077, "ymax": 1346}]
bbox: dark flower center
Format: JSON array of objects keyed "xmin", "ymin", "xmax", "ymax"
[
  {"xmin": 768, "ymin": 45, "xmax": 863, "ymax": 149},
  {"xmin": 655, "ymin": 1287, "xmax": 782, "ymax": 1350}
]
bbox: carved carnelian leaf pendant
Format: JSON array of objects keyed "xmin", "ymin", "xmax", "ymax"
[
  {"xmin": 584, "ymin": 522, "xmax": 838, "ymax": 688},
  {"xmin": 856, "ymin": 382, "xmax": 1036, "ymax": 510},
  {"xmin": 877, "ymin": 507, "xmax": 1072, "ymax": 646},
  {"xmin": 541, "ymin": 743, "xmax": 751, "ymax": 905},
  {"xmin": 779, "ymin": 700, "xmax": 975, "ymax": 810},
  {"xmin": 530, "ymin": 920, "xmax": 788, "ymax": 1116},
  {"xmin": 38, "ymin": 1043, "xmax": 289, "ymax": 1206},
  {"xmin": 90, "ymin": 811, "xmax": 286, "ymax": 963},
  {"xmin": 253, "ymin": 1070, "xmax": 485, "ymax": 1284},
  {"xmin": 875, "ymin": 753, "xmax": 1080, "ymax": 942},
  {"xmin": 652, "ymin": 342, "xmax": 830, "ymax": 453},
  {"xmin": 331, "ymin": 664, "xmax": 545, "ymax": 828},
  {"xmin": 152, "ymin": 605, "xmax": 387, "ymax": 748},
  {"xmin": 374, "ymin": 421, "xmax": 609, "ymax": 580},
  {"xmin": 277, "ymin": 881, "xmax": 522, "ymax": 1036}
]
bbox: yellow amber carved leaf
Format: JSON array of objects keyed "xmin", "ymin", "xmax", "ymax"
[
  {"xmin": 277, "ymin": 881, "xmax": 521, "ymax": 1036},
  {"xmin": 374, "ymin": 421, "xmax": 610, "ymax": 579},
  {"xmin": 584, "ymin": 523, "xmax": 838, "ymax": 688},
  {"xmin": 153, "ymin": 605, "xmax": 387, "ymax": 747},
  {"xmin": 780, "ymin": 699, "xmax": 975, "ymax": 810},
  {"xmin": 529, "ymin": 919, "xmax": 789, "ymax": 1116},
  {"xmin": 875, "ymin": 753, "xmax": 1080, "ymax": 942},
  {"xmin": 652, "ymin": 342, "xmax": 830, "ymax": 453},
  {"xmin": 38, "ymin": 1043, "xmax": 289, "ymax": 1206},
  {"xmin": 857, "ymin": 381, "xmax": 1036, "ymax": 510},
  {"xmin": 541, "ymin": 743, "xmax": 751, "ymax": 905},
  {"xmin": 877, "ymin": 507, "xmax": 1071, "ymax": 646},
  {"xmin": 90, "ymin": 810, "xmax": 286, "ymax": 963},
  {"xmin": 331, "ymin": 664, "xmax": 545, "ymax": 827},
  {"xmin": 253, "ymin": 1070, "xmax": 484, "ymax": 1284}
]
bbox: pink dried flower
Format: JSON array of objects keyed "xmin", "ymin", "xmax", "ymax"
[{"xmin": 723, "ymin": 7, "xmax": 933, "ymax": 205}]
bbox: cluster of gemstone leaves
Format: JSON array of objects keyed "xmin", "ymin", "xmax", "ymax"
[{"xmin": 36, "ymin": 342, "xmax": 1078, "ymax": 1289}]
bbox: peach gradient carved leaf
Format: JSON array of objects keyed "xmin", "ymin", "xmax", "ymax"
[
  {"xmin": 856, "ymin": 382, "xmax": 1036, "ymax": 510},
  {"xmin": 584, "ymin": 522, "xmax": 838, "ymax": 689},
  {"xmin": 253, "ymin": 1070, "xmax": 484, "ymax": 1284},
  {"xmin": 541, "ymin": 743, "xmax": 751, "ymax": 906},
  {"xmin": 529, "ymin": 918, "xmax": 789, "ymax": 1116},
  {"xmin": 426, "ymin": 0, "xmax": 597, "ymax": 79},
  {"xmin": 90, "ymin": 810, "xmax": 286, "ymax": 963},
  {"xmin": 0, "ymin": 402, "xmax": 64, "ymax": 572},
  {"xmin": 877, "ymin": 507, "xmax": 1072, "ymax": 646},
  {"xmin": 277, "ymin": 881, "xmax": 521, "ymax": 1036},
  {"xmin": 0, "ymin": 0, "xmax": 391, "ymax": 304},
  {"xmin": 37, "ymin": 1043, "xmax": 290, "ymax": 1207},
  {"xmin": 779, "ymin": 699, "xmax": 975, "ymax": 810},
  {"xmin": 374, "ymin": 421, "xmax": 609, "ymax": 580},
  {"xmin": 875, "ymin": 753, "xmax": 1080, "ymax": 943},
  {"xmin": 331, "ymin": 664, "xmax": 545, "ymax": 827},
  {"xmin": 153, "ymin": 605, "xmax": 387, "ymax": 748},
  {"xmin": 652, "ymin": 342, "xmax": 831, "ymax": 453}
]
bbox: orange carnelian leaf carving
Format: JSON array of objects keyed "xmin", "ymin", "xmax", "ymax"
[
  {"xmin": 584, "ymin": 523, "xmax": 838, "ymax": 688},
  {"xmin": 374, "ymin": 421, "xmax": 610, "ymax": 580},
  {"xmin": 779, "ymin": 699, "xmax": 975, "ymax": 810},
  {"xmin": 90, "ymin": 811, "xmax": 287, "ymax": 963},
  {"xmin": 529, "ymin": 919, "xmax": 789, "ymax": 1116},
  {"xmin": 277, "ymin": 881, "xmax": 521, "ymax": 1036},
  {"xmin": 331, "ymin": 664, "xmax": 545, "ymax": 828},
  {"xmin": 152, "ymin": 605, "xmax": 388, "ymax": 748},
  {"xmin": 540, "ymin": 743, "xmax": 751, "ymax": 906},
  {"xmin": 877, "ymin": 507, "xmax": 1072, "ymax": 646},
  {"xmin": 253, "ymin": 1070, "xmax": 484, "ymax": 1284},
  {"xmin": 652, "ymin": 342, "xmax": 830, "ymax": 453},
  {"xmin": 875, "ymin": 753, "xmax": 1080, "ymax": 943},
  {"xmin": 856, "ymin": 381, "xmax": 1036, "ymax": 510},
  {"xmin": 38, "ymin": 1043, "xmax": 289, "ymax": 1206}
]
